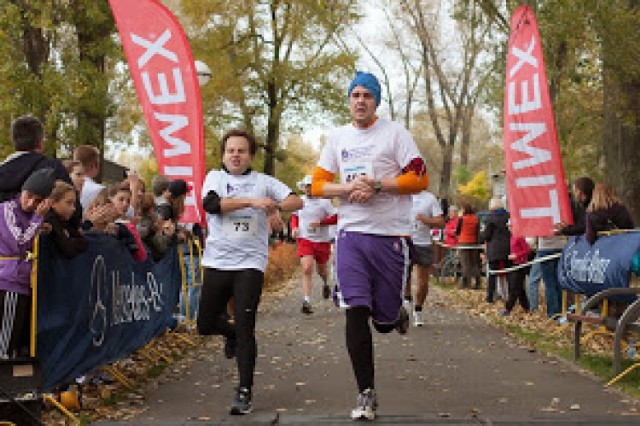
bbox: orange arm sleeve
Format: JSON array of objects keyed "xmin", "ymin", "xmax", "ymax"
[
  {"xmin": 311, "ymin": 166, "xmax": 335, "ymax": 197},
  {"xmin": 396, "ymin": 170, "xmax": 429, "ymax": 195}
]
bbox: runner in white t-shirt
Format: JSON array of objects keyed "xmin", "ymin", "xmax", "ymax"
[
  {"xmin": 311, "ymin": 72, "xmax": 429, "ymax": 421},
  {"xmin": 291, "ymin": 175, "xmax": 337, "ymax": 314},
  {"xmin": 197, "ymin": 130, "xmax": 302, "ymax": 416},
  {"xmin": 405, "ymin": 190, "xmax": 444, "ymax": 326}
]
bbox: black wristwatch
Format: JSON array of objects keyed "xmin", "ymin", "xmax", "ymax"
[{"xmin": 373, "ymin": 180, "xmax": 382, "ymax": 193}]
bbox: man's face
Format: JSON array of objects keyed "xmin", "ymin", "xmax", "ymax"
[
  {"xmin": 349, "ymin": 86, "xmax": 377, "ymax": 128},
  {"xmin": 19, "ymin": 190, "xmax": 45, "ymax": 213},
  {"xmin": 303, "ymin": 185, "xmax": 311, "ymax": 196},
  {"xmin": 572, "ymin": 184, "xmax": 584, "ymax": 203},
  {"xmin": 223, "ymin": 136, "xmax": 253, "ymax": 175}
]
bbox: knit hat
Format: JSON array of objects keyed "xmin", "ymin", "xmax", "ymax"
[
  {"xmin": 168, "ymin": 179, "xmax": 189, "ymax": 197},
  {"xmin": 22, "ymin": 168, "xmax": 55, "ymax": 197},
  {"xmin": 348, "ymin": 71, "xmax": 382, "ymax": 106}
]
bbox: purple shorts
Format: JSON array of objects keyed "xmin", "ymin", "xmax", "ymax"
[{"xmin": 334, "ymin": 230, "xmax": 411, "ymax": 325}]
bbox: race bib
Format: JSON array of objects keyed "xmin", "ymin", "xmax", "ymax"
[
  {"xmin": 340, "ymin": 162, "xmax": 373, "ymax": 184},
  {"xmin": 222, "ymin": 212, "xmax": 258, "ymax": 238}
]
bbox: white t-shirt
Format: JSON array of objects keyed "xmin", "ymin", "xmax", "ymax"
[
  {"xmin": 201, "ymin": 170, "xmax": 293, "ymax": 272},
  {"xmin": 317, "ymin": 118, "xmax": 422, "ymax": 236},
  {"xmin": 293, "ymin": 196, "xmax": 336, "ymax": 242},
  {"xmin": 80, "ymin": 177, "xmax": 105, "ymax": 209},
  {"xmin": 410, "ymin": 191, "xmax": 442, "ymax": 246}
]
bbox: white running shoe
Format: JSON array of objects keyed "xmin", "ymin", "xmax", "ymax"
[
  {"xmin": 350, "ymin": 388, "xmax": 377, "ymax": 420},
  {"xmin": 413, "ymin": 309, "xmax": 424, "ymax": 327}
]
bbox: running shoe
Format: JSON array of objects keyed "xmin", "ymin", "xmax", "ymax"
[
  {"xmin": 224, "ymin": 336, "xmax": 237, "ymax": 359},
  {"xmin": 413, "ymin": 309, "xmax": 424, "ymax": 327},
  {"xmin": 322, "ymin": 283, "xmax": 331, "ymax": 299},
  {"xmin": 301, "ymin": 301, "xmax": 314, "ymax": 315},
  {"xmin": 350, "ymin": 388, "xmax": 377, "ymax": 420},
  {"xmin": 395, "ymin": 306, "xmax": 410, "ymax": 334},
  {"xmin": 229, "ymin": 386, "xmax": 252, "ymax": 415}
]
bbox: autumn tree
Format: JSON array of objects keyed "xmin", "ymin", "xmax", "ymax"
[{"xmin": 179, "ymin": 0, "xmax": 359, "ymax": 175}]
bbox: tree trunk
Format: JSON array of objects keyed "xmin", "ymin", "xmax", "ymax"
[
  {"xmin": 439, "ymin": 144, "xmax": 454, "ymax": 198},
  {"xmin": 602, "ymin": 77, "xmax": 640, "ymax": 223},
  {"xmin": 263, "ymin": 80, "xmax": 280, "ymax": 176}
]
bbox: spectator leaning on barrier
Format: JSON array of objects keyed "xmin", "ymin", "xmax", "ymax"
[
  {"xmin": 480, "ymin": 198, "xmax": 511, "ymax": 303},
  {"xmin": 0, "ymin": 116, "xmax": 82, "ymax": 227},
  {"xmin": 197, "ymin": 129, "xmax": 302, "ymax": 416},
  {"xmin": 456, "ymin": 202, "xmax": 482, "ymax": 289},
  {"xmin": 585, "ymin": 182, "xmax": 634, "ymax": 245},
  {"xmin": 73, "ymin": 145, "xmax": 105, "ymax": 210},
  {"xmin": 0, "ymin": 168, "xmax": 54, "ymax": 359},
  {"xmin": 107, "ymin": 182, "xmax": 147, "ymax": 262},
  {"xmin": 554, "ymin": 176, "xmax": 594, "ymax": 236},
  {"xmin": 44, "ymin": 181, "xmax": 88, "ymax": 259}
]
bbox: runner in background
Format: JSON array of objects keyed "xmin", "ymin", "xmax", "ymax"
[
  {"xmin": 290, "ymin": 175, "xmax": 337, "ymax": 315},
  {"xmin": 404, "ymin": 190, "xmax": 444, "ymax": 326}
]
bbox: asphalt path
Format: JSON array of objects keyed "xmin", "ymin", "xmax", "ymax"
[{"xmin": 98, "ymin": 273, "xmax": 640, "ymax": 425}]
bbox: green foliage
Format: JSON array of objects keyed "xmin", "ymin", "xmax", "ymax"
[
  {"xmin": 454, "ymin": 165, "xmax": 473, "ymax": 186},
  {"xmin": 178, "ymin": 0, "xmax": 359, "ymax": 174}
]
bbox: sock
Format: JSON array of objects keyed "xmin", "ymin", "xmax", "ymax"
[
  {"xmin": 414, "ymin": 306, "xmax": 423, "ymax": 312},
  {"xmin": 304, "ymin": 295, "xmax": 310, "ymax": 303},
  {"xmin": 404, "ymin": 295, "xmax": 413, "ymax": 302}
]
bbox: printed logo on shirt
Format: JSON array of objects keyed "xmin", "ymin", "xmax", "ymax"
[
  {"xmin": 341, "ymin": 145, "xmax": 375, "ymax": 162},
  {"xmin": 226, "ymin": 182, "xmax": 256, "ymax": 196}
]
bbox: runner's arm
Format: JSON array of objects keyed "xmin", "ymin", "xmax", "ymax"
[{"xmin": 277, "ymin": 194, "xmax": 303, "ymax": 212}]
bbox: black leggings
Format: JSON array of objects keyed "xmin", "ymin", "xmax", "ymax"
[{"xmin": 197, "ymin": 268, "xmax": 263, "ymax": 388}]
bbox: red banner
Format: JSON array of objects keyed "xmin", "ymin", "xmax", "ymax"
[
  {"xmin": 503, "ymin": 5, "xmax": 572, "ymax": 237},
  {"xmin": 109, "ymin": 0, "xmax": 205, "ymax": 224}
]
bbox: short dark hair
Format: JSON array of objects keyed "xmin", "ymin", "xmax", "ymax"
[
  {"xmin": 221, "ymin": 129, "xmax": 257, "ymax": 156},
  {"xmin": 11, "ymin": 116, "xmax": 44, "ymax": 151},
  {"xmin": 574, "ymin": 176, "xmax": 595, "ymax": 200},
  {"xmin": 152, "ymin": 175, "xmax": 171, "ymax": 197}
]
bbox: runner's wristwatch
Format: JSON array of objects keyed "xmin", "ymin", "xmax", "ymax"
[{"xmin": 373, "ymin": 180, "xmax": 382, "ymax": 193}]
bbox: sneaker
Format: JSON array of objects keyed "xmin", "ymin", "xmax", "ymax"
[
  {"xmin": 322, "ymin": 283, "xmax": 331, "ymax": 300},
  {"xmin": 301, "ymin": 301, "xmax": 313, "ymax": 315},
  {"xmin": 395, "ymin": 306, "xmax": 409, "ymax": 335},
  {"xmin": 230, "ymin": 387, "xmax": 252, "ymax": 415},
  {"xmin": 413, "ymin": 309, "xmax": 424, "ymax": 327},
  {"xmin": 224, "ymin": 337, "xmax": 237, "ymax": 359},
  {"xmin": 350, "ymin": 388, "xmax": 377, "ymax": 420},
  {"xmin": 499, "ymin": 309, "xmax": 510, "ymax": 316}
]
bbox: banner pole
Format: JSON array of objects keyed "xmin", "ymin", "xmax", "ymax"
[{"xmin": 30, "ymin": 232, "xmax": 40, "ymax": 357}]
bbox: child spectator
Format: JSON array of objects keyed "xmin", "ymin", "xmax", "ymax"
[
  {"xmin": 480, "ymin": 198, "xmax": 511, "ymax": 303},
  {"xmin": 0, "ymin": 168, "xmax": 54, "ymax": 358},
  {"xmin": 501, "ymin": 229, "xmax": 531, "ymax": 316},
  {"xmin": 82, "ymin": 188, "xmax": 118, "ymax": 233},
  {"xmin": 107, "ymin": 183, "xmax": 147, "ymax": 262},
  {"xmin": 62, "ymin": 160, "xmax": 85, "ymax": 194},
  {"xmin": 45, "ymin": 181, "xmax": 88, "ymax": 258}
]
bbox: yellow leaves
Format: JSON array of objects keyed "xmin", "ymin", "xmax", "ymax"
[{"xmin": 458, "ymin": 170, "xmax": 489, "ymax": 201}]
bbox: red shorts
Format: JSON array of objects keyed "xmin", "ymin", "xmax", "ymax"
[{"xmin": 297, "ymin": 238, "xmax": 331, "ymax": 264}]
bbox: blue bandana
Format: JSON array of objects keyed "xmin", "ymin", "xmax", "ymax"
[{"xmin": 347, "ymin": 71, "xmax": 381, "ymax": 106}]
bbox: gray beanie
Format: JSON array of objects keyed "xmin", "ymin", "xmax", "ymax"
[{"xmin": 22, "ymin": 168, "xmax": 56, "ymax": 197}]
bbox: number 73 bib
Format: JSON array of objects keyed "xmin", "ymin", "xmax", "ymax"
[
  {"xmin": 340, "ymin": 162, "xmax": 373, "ymax": 184},
  {"xmin": 222, "ymin": 212, "xmax": 258, "ymax": 238}
]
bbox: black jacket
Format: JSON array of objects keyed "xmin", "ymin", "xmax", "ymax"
[
  {"xmin": 0, "ymin": 152, "xmax": 82, "ymax": 226},
  {"xmin": 44, "ymin": 210, "xmax": 88, "ymax": 258},
  {"xmin": 480, "ymin": 208, "xmax": 511, "ymax": 262}
]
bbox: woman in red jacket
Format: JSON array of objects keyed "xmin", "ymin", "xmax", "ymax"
[{"xmin": 455, "ymin": 203, "xmax": 482, "ymax": 289}]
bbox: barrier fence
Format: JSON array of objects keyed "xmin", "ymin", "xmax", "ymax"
[{"xmin": 10, "ymin": 232, "xmax": 204, "ymax": 424}]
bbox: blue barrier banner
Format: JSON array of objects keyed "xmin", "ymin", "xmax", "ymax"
[
  {"xmin": 558, "ymin": 233, "xmax": 640, "ymax": 297},
  {"xmin": 36, "ymin": 232, "xmax": 181, "ymax": 390}
]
